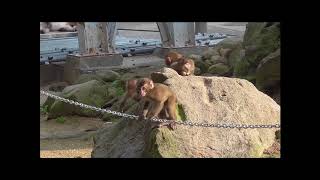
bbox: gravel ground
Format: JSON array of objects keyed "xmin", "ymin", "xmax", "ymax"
[{"xmin": 40, "ymin": 138, "xmax": 93, "ymax": 158}]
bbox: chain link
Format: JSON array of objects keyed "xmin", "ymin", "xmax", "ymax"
[{"xmin": 40, "ymin": 90, "xmax": 280, "ymax": 129}]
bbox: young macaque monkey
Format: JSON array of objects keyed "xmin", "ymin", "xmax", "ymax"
[
  {"xmin": 136, "ymin": 78, "xmax": 177, "ymax": 130},
  {"xmin": 165, "ymin": 51, "xmax": 184, "ymax": 66},
  {"xmin": 170, "ymin": 58, "xmax": 195, "ymax": 76},
  {"xmin": 119, "ymin": 79, "xmax": 169, "ymax": 122},
  {"xmin": 164, "ymin": 52, "xmax": 195, "ymax": 76}
]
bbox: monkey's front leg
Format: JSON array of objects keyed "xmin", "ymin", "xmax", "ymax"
[
  {"xmin": 137, "ymin": 99, "xmax": 149, "ymax": 121},
  {"xmin": 146, "ymin": 102, "xmax": 164, "ymax": 120}
]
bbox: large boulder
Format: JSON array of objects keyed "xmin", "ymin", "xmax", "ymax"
[
  {"xmin": 73, "ymin": 74, "xmax": 104, "ymax": 85},
  {"xmin": 234, "ymin": 22, "xmax": 280, "ymax": 77},
  {"xmin": 92, "ymin": 69, "xmax": 280, "ymax": 158},
  {"xmin": 256, "ymin": 48, "xmax": 280, "ymax": 90},
  {"xmin": 46, "ymin": 80, "xmax": 110, "ymax": 119}
]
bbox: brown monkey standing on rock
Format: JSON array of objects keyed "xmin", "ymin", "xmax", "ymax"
[
  {"xmin": 118, "ymin": 79, "xmax": 168, "ymax": 119},
  {"xmin": 136, "ymin": 78, "xmax": 177, "ymax": 130}
]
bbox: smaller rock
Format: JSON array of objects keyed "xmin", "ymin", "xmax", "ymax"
[
  {"xmin": 210, "ymin": 55, "xmax": 227, "ymax": 64},
  {"xmin": 96, "ymin": 70, "xmax": 120, "ymax": 82},
  {"xmin": 48, "ymin": 82, "xmax": 69, "ymax": 92},
  {"xmin": 73, "ymin": 74, "xmax": 103, "ymax": 85},
  {"xmin": 204, "ymin": 59, "xmax": 213, "ymax": 66},
  {"xmin": 194, "ymin": 67, "xmax": 202, "ymax": 75},
  {"xmin": 194, "ymin": 59, "xmax": 210, "ymax": 73},
  {"xmin": 216, "ymin": 38, "xmax": 242, "ymax": 50},
  {"xmin": 201, "ymin": 48, "xmax": 220, "ymax": 60},
  {"xmin": 219, "ymin": 48, "xmax": 232, "ymax": 58},
  {"xmin": 188, "ymin": 54, "xmax": 201, "ymax": 61},
  {"xmin": 208, "ymin": 63, "xmax": 230, "ymax": 75},
  {"xmin": 151, "ymin": 68, "xmax": 179, "ymax": 83}
]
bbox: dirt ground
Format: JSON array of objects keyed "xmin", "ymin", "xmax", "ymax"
[{"xmin": 40, "ymin": 22, "xmax": 249, "ymax": 158}]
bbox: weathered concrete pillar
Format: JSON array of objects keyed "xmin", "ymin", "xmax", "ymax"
[
  {"xmin": 157, "ymin": 22, "xmax": 173, "ymax": 47},
  {"xmin": 77, "ymin": 22, "xmax": 110, "ymax": 53},
  {"xmin": 106, "ymin": 22, "xmax": 117, "ymax": 52},
  {"xmin": 195, "ymin": 22, "xmax": 207, "ymax": 34},
  {"xmin": 157, "ymin": 22, "xmax": 196, "ymax": 48},
  {"xmin": 154, "ymin": 22, "xmax": 210, "ymax": 58},
  {"xmin": 64, "ymin": 22, "xmax": 122, "ymax": 84}
]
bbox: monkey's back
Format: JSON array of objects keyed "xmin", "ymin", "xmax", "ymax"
[{"xmin": 148, "ymin": 83, "xmax": 175, "ymax": 102}]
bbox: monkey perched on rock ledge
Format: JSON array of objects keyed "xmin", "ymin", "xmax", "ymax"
[{"xmin": 164, "ymin": 52, "xmax": 195, "ymax": 76}]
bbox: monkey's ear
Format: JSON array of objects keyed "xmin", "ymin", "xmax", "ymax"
[
  {"xmin": 185, "ymin": 63, "xmax": 191, "ymax": 68},
  {"xmin": 149, "ymin": 81, "xmax": 154, "ymax": 89}
]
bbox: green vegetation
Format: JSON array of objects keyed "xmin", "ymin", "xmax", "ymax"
[
  {"xmin": 40, "ymin": 105, "xmax": 49, "ymax": 114},
  {"xmin": 56, "ymin": 116, "xmax": 66, "ymax": 124}
]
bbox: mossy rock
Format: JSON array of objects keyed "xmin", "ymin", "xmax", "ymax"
[
  {"xmin": 204, "ymin": 59, "xmax": 213, "ymax": 66},
  {"xmin": 228, "ymin": 47, "xmax": 245, "ymax": 69},
  {"xmin": 201, "ymin": 48, "xmax": 220, "ymax": 60},
  {"xmin": 194, "ymin": 59, "xmax": 210, "ymax": 73},
  {"xmin": 106, "ymin": 80, "xmax": 126, "ymax": 99},
  {"xmin": 47, "ymin": 80, "xmax": 109, "ymax": 119},
  {"xmin": 243, "ymin": 22, "xmax": 280, "ymax": 65},
  {"xmin": 73, "ymin": 74, "xmax": 104, "ymax": 85},
  {"xmin": 275, "ymin": 130, "xmax": 280, "ymax": 140},
  {"xmin": 255, "ymin": 48, "xmax": 280, "ymax": 90},
  {"xmin": 210, "ymin": 55, "xmax": 227, "ymax": 65},
  {"xmin": 208, "ymin": 63, "xmax": 231, "ymax": 75},
  {"xmin": 96, "ymin": 70, "xmax": 120, "ymax": 82},
  {"xmin": 187, "ymin": 54, "xmax": 201, "ymax": 61},
  {"xmin": 142, "ymin": 104, "xmax": 187, "ymax": 158},
  {"xmin": 194, "ymin": 67, "xmax": 202, "ymax": 75},
  {"xmin": 143, "ymin": 128, "xmax": 183, "ymax": 158},
  {"xmin": 231, "ymin": 22, "xmax": 280, "ymax": 81},
  {"xmin": 233, "ymin": 58, "xmax": 251, "ymax": 77},
  {"xmin": 102, "ymin": 98, "xmax": 139, "ymax": 122},
  {"xmin": 215, "ymin": 38, "xmax": 243, "ymax": 50}
]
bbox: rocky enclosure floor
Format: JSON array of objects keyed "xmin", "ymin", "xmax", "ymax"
[{"xmin": 40, "ymin": 22, "xmax": 282, "ymax": 158}]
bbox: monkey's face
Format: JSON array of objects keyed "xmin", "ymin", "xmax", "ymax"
[
  {"xmin": 165, "ymin": 56, "xmax": 172, "ymax": 66},
  {"xmin": 180, "ymin": 63, "xmax": 191, "ymax": 76},
  {"xmin": 137, "ymin": 79, "xmax": 154, "ymax": 97}
]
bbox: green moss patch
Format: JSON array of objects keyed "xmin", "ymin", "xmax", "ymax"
[{"xmin": 176, "ymin": 104, "xmax": 187, "ymax": 121}]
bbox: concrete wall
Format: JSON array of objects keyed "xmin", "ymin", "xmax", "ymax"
[{"xmin": 40, "ymin": 64, "xmax": 65, "ymax": 86}]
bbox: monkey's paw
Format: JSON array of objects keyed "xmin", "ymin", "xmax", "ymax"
[{"xmin": 168, "ymin": 122, "xmax": 177, "ymax": 130}]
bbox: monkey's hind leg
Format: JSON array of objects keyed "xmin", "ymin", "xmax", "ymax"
[{"xmin": 166, "ymin": 96, "xmax": 177, "ymax": 130}]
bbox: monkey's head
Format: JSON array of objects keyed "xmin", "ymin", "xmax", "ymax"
[
  {"xmin": 180, "ymin": 63, "xmax": 191, "ymax": 76},
  {"xmin": 179, "ymin": 59, "xmax": 194, "ymax": 76},
  {"xmin": 137, "ymin": 78, "xmax": 154, "ymax": 97},
  {"xmin": 165, "ymin": 52, "xmax": 183, "ymax": 66},
  {"xmin": 165, "ymin": 55, "xmax": 172, "ymax": 66}
]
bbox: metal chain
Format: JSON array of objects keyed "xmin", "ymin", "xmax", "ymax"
[{"xmin": 40, "ymin": 90, "xmax": 280, "ymax": 129}]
